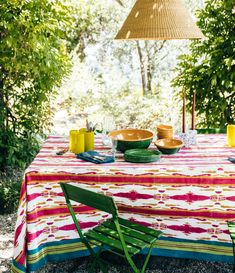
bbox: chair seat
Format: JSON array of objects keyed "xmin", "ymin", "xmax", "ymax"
[{"xmin": 84, "ymin": 217, "xmax": 162, "ymax": 257}]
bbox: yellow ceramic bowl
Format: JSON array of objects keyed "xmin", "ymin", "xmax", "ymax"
[
  {"xmin": 154, "ymin": 138, "xmax": 183, "ymax": 154},
  {"xmin": 108, "ymin": 129, "xmax": 153, "ymax": 152},
  {"xmin": 157, "ymin": 132, "xmax": 173, "ymax": 139},
  {"xmin": 157, "ymin": 124, "xmax": 173, "ymax": 132}
]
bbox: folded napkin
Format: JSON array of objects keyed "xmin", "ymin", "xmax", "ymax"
[
  {"xmin": 77, "ymin": 151, "xmax": 114, "ymax": 164},
  {"xmin": 228, "ymin": 157, "xmax": 235, "ymax": 164}
]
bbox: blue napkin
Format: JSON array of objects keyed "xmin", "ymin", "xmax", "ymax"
[
  {"xmin": 77, "ymin": 151, "xmax": 114, "ymax": 164},
  {"xmin": 228, "ymin": 157, "xmax": 235, "ymax": 164}
]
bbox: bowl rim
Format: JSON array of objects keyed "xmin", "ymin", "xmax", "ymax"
[
  {"xmin": 154, "ymin": 138, "xmax": 183, "ymax": 149},
  {"xmin": 108, "ymin": 129, "xmax": 153, "ymax": 142}
]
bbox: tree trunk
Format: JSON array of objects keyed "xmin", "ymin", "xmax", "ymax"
[
  {"xmin": 136, "ymin": 41, "xmax": 147, "ymax": 96},
  {"xmin": 145, "ymin": 41, "xmax": 153, "ymax": 94},
  {"xmin": 0, "ymin": 78, "xmax": 5, "ymax": 130}
]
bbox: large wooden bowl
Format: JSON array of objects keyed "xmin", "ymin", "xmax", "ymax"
[{"xmin": 109, "ymin": 129, "xmax": 153, "ymax": 152}]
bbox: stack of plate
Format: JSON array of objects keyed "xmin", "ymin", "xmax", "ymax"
[{"xmin": 124, "ymin": 149, "xmax": 161, "ymax": 163}]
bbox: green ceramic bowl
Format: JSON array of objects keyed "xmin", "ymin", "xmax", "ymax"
[
  {"xmin": 154, "ymin": 138, "xmax": 183, "ymax": 155},
  {"xmin": 108, "ymin": 129, "xmax": 153, "ymax": 152}
]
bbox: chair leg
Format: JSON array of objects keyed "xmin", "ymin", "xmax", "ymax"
[
  {"xmin": 88, "ymin": 257, "xmax": 99, "ymax": 273},
  {"xmin": 233, "ymin": 242, "xmax": 235, "ymax": 273},
  {"xmin": 88, "ymin": 245, "xmax": 109, "ymax": 273},
  {"xmin": 124, "ymin": 256, "xmax": 140, "ymax": 273},
  {"xmin": 141, "ymin": 243, "xmax": 154, "ymax": 273},
  {"xmin": 98, "ymin": 259, "xmax": 109, "ymax": 273},
  {"xmin": 88, "ymin": 256, "xmax": 108, "ymax": 273}
]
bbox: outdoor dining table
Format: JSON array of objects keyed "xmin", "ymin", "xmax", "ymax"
[{"xmin": 12, "ymin": 133, "xmax": 235, "ymax": 273}]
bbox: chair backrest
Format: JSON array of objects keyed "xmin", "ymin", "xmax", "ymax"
[
  {"xmin": 196, "ymin": 128, "xmax": 226, "ymax": 134},
  {"xmin": 60, "ymin": 182, "xmax": 118, "ymax": 217}
]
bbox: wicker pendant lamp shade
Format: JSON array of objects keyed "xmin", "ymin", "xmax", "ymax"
[{"xmin": 115, "ymin": 0, "xmax": 204, "ymax": 40}]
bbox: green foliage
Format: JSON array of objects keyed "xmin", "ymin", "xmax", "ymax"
[
  {"xmin": 66, "ymin": 0, "xmax": 113, "ymax": 59},
  {"xmin": 172, "ymin": 0, "xmax": 235, "ymax": 128},
  {"xmin": 98, "ymin": 89, "xmax": 175, "ymax": 131},
  {"xmin": 0, "ymin": 169, "xmax": 23, "ymax": 214},
  {"xmin": 57, "ymin": 79, "xmax": 181, "ymax": 133},
  {"xmin": 0, "ymin": 0, "xmax": 75, "ymax": 170}
]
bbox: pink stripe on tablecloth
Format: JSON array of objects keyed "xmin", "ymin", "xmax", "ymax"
[
  {"xmin": 29, "ymin": 161, "xmax": 232, "ymax": 167},
  {"xmin": 24, "ymin": 172, "xmax": 235, "ymax": 185},
  {"xmin": 118, "ymin": 205, "xmax": 235, "ymax": 219},
  {"xmin": 27, "ymin": 205, "xmax": 95, "ymax": 221}
]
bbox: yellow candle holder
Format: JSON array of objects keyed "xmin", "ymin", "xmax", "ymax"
[
  {"xmin": 84, "ymin": 131, "xmax": 95, "ymax": 151},
  {"xmin": 69, "ymin": 130, "xmax": 85, "ymax": 154},
  {"xmin": 227, "ymin": 125, "xmax": 235, "ymax": 147}
]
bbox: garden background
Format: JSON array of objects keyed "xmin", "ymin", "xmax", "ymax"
[
  {"xmin": 1, "ymin": 0, "xmax": 235, "ymax": 212},
  {"xmin": 0, "ymin": 1, "xmax": 234, "ymax": 271}
]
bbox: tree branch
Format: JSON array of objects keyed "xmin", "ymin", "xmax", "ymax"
[{"xmin": 115, "ymin": 0, "xmax": 124, "ymax": 7}]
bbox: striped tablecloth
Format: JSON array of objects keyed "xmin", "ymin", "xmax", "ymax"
[{"xmin": 12, "ymin": 134, "xmax": 235, "ymax": 273}]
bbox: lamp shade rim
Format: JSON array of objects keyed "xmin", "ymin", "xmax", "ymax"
[{"xmin": 115, "ymin": 0, "xmax": 204, "ymax": 40}]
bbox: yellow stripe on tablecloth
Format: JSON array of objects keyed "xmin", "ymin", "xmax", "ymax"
[
  {"xmin": 27, "ymin": 242, "xmax": 87, "ymax": 264},
  {"xmin": 157, "ymin": 239, "xmax": 233, "ymax": 256}
]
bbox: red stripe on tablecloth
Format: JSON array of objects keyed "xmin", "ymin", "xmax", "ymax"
[
  {"xmin": 27, "ymin": 204, "xmax": 235, "ymax": 224},
  {"xmin": 118, "ymin": 205, "xmax": 235, "ymax": 219},
  {"xmin": 25, "ymin": 172, "xmax": 235, "ymax": 185},
  {"xmin": 27, "ymin": 222, "xmax": 98, "ymax": 242},
  {"xmin": 167, "ymin": 224, "xmax": 207, "ymax": 234},
  {"xmin": 113, "ymin": 191, "xmax": 154, "ymax": 200},
  {"xmin": 170, "ymin": 193, "xmax": 210, "ymax": 202},
  {"xmin": 27, "ymin": 192, "xmax": 64, "ymax": 202},
  {"xmin": 27, "ymin": 205, "xmax": 96, "ymax": 221},
  {"xmin": 14, "ymin": 220, "xmax": 25, "ymax": 247}
]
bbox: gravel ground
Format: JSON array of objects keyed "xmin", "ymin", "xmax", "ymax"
[
  {"xmin": 0, "ymin": 213, "xmax": 16, "ymax": 273},
  {"xmin": 0, "ymin": 213, "xmax": 233, "ymax": 273}
]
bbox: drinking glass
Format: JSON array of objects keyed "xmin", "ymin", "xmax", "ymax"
[
  {"xmin": 188, "ymin": 129, "xmax": 197, "ymax": 145},
  {"xmin": 102, "ymin": 116, "xmax": 116, "ymax": 146},
  {"xmin": 179, "ymin": 132, "xmax": 191, "ymax": 148},
  {"xmin": 227, "ymin": 125, "xmax": 235, "ymax": 147},
  {"xmin": 179, "ymin": 130, "xmax": 197, "ymax": 148},
  {"xmin": 111, "ymin": 137, "xmax": 118, "ymax": 160}
]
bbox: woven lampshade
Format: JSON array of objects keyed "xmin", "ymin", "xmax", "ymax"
[{"xmin": 115, "ymin": 0, "xmax": 204, "ymax": 40}]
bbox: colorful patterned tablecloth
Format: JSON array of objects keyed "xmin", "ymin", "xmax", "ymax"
[{"xmin": 12, "ymin": 134, "xmax": 235, "ymax": 273}]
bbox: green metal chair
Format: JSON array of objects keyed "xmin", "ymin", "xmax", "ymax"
[
  {"xmin": 227, "ymin": 222, "xmax": 235, "ymax": 273},
  {"xmin": 60, "ymin": 182, "xmax": 163, "ymax": 273},
  {"xmin": 196, "ymin": 128, "xmax": 226, "ymax": 134}
]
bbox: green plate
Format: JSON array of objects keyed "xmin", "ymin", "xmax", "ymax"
[{"xmin": 124, "ymin": 149, "xmax": 161, "ymax": 163}]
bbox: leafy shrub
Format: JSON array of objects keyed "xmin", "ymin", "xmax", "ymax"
[
  {"xmin": 0, "ymin": 169, "xmax": 23, "ymax": 214},
  {"xmin": 55, "ymin": 82, "xmax": 182, "ymax": 135},
  {"xmin": 173, "ymin": 0, "xmax": 235, "ymax": 127},
  {"xmin": 0, "ymin": 0, "xmax": 74, "ymax": 170}
]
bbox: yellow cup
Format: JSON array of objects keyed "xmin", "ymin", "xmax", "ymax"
[
  {"xmin": 227, "ymin": 125, "xmax": 235, "ymax": 147},
  {"xmin": 84, "ymin": 131, "xmax": 94, "ymax": 151},
  {"xmin": 69, "ymin": 130, "xmax": 85, "ymax": 154},
  {"xmin": 79, "ymin": 128, "xmax": 87, "ymax": 133}
]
